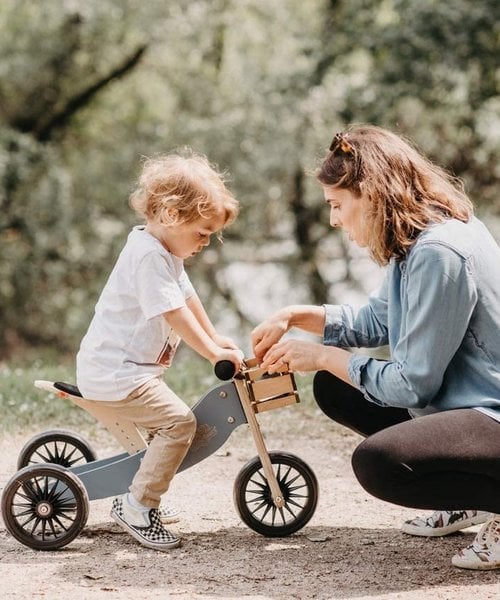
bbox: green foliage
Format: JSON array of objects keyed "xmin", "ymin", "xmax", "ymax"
[
  {"xmin": 0, "ymin": 0, "xmax": 498, "ymax": 357},
  {"xmin": 0, "ymin": 358, "xmax": 81, "ymax": 431},
  {"xmin": 0, "ymin": 352, "xmax": 219, "ymax": 433}
]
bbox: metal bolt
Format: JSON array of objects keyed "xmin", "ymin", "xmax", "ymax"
[
  {"xmin": 219, "ymin": 391, "xmax": 227, "ymax": 398},
  {"xmin": 227, "ymin": 416, "xmax": 235, "ymax": 423},
  {"xmin": 36, "ymin": 501, "xmax": 52, "ymax": 517}
]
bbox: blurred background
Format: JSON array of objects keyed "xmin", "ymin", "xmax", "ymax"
[{"xmin": 0, "ymin": 0, "xmax": 498, "ymax": 370}]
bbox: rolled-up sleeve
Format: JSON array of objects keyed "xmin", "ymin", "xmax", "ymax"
[
  {"xmin": 349, "ymin": 243, "xmax": 477, "ymax": 409},
  {"xmin": 323, "ymin": 275, "xmax": 389, "ymax": 348}
]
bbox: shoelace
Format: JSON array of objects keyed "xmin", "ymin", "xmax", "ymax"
[{"xmin": 473, "ymin": 517, "xmax": 500, "ymax": 550}]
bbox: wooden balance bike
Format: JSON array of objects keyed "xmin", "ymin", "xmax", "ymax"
[{"xmin": 1, "ymin": 358, "xmax": 318, "ymax": 550}]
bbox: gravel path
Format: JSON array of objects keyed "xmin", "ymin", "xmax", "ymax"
[{"xmin": 1, "ymin": 406, "xmax": 499, "ymax": 599}]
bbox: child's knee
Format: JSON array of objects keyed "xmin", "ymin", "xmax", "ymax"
[
  {"xmin": 184, "ymin": 409, "xmax": 197, "ymax": 438},
  {"xmin": 171, "ymin": 409, "xmax": 197, "ymax": 442}
]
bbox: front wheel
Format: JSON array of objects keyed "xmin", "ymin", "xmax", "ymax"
[
  {"xmin": 234, "ymin": 451, "xmax": 318, "ymax": 537},
  {"xmin": 1, "ymin": 463, "xmax": 89, "ymax": 550}
]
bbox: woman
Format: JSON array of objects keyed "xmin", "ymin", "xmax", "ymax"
[{"xmin": 252, "ymin": 125, "xmax": 500, "ymax": 570}]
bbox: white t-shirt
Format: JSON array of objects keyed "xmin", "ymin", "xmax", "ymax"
[{"xmin": 76, "ymin": 226, "xmax": 195, "ymax": 401}]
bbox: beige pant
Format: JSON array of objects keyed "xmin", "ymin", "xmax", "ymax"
[{"xmin": 96, "ymin": 377, "xmax": 196, "ymax": 508}]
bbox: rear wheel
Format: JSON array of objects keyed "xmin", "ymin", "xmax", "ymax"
[
  {"xmin": 1, "ymin": 463, "xmax": 89, "ymax": 550},
  {"xmin": 17, "ymin": 429, "xmax": 97, "ymax": 470}
]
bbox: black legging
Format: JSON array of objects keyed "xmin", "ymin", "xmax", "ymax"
[{"xmin": 313, "ymin": 370, "xmax": 500, "ymax": 513}]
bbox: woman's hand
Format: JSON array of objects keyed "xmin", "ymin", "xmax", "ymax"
[
  {"xmin": 261, "ymin": 339, "xmax": 353, "ymax": 385},
  {"xmin": 260, "ymin": 339, "xmax": 328, "ymax": 374},
  {"xmin": 252, "ymin": 305, "xmax": 326, "ymax": 363},
  {"xmin": 251, "ymin": 310, "xmax": 291, "ymax": 362}
]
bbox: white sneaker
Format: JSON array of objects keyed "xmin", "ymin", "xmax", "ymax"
[
  {"xmin": 111, "ymin": 495, "xmax": 180, "ymax": 551},
  {"xmin": 401, "ymin": 510, "xmax": 490, "ymax": 537},
  {"xmin": 452, "ymin": 514, "xmax": 500, "ymax": 570}
]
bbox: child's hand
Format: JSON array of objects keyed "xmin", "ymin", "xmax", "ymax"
[
  {"xmin": 212, "ymin": 333, "xmax": 240, "ymax": 352},
  {"xmin": 212, "ymin": 347, "xmax": 244, "ymax": 373}
]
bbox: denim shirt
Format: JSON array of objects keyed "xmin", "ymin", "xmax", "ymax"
[{"xmin": 323, "ymin": 217, "xmax": 500, "ymax": 422}]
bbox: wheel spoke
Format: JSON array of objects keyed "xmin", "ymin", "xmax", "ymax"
[
  {"xmin": 52, "ymin": 514, "xmax": 72, "ymax": 532},
  {"xmin": 33, "ymin": 476, "xmax": 45, "ymax": 499},
  {"xmin": 277, "ymin": 506, "xmax": 288, "ymax": 525},
  {"xmin": 48, "ymin": 517, "xmax": 59, "ymax": 539},
  {"xmin": 42, "ymin": 475, "xmax": 53, "ymax": 499},
  {"xmin": 283, "ymin": 502, "xmax": 299, "ymax": 518},
  {"xmin": 16, "ymin": 486, "xmax": 36, "ymax": 503},
  {"xmin": 41, "ymin": 518, "xmax": 49, "ymax": 541},
  {"xmin": 17, "ymin": 510, "xmax": 37, "ymax": 528},
  {"xmin": 63, "ymin": 446, "xmax": 80, "ymax": 466},
  {"xmin": 33, "ymin": 449, "xmax": 51, "ymax": 463},
  {"xmin": 29, "ymin": 515, "xmax": 43, "ymax": 536},
  {"xmin": 246, "ymin": 489, "xmax": 266, "ymax": 502},
  {"xmin": 280, "ymin": 471, "xmax": 301, "ymax": 487},
  {"xmin": 12, "ymin": 503, "xmax": 36, "ymax": 518},
  {"xmin": 50, "ymin": 442, "xmax": 59, "ymax": 463},
  {"xmin": 251, "ymin": 500, "xmax": 273, "ymax": 518},
  {"xmin": 247, "ymin": 479, "xmax": 268, "ymax": 492},
  {"xmin": 48, "ymin": 480, "xmax": 70, "ymax": 503}
]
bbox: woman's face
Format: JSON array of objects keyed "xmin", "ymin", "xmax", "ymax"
[{"xmin": 323, "ymin": 186, "xmax": 369, "ymax": 247}]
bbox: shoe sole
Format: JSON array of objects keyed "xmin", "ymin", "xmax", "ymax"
[
  {"xmin": 111, "ymin": 510, "xmax": 181, "ymax": 551},
  {"xmin": 401, "ymin": 512, "xmax": 490, "ymax": 537},
  {"xmin": 160, "ymin": 515, "xmax": 180, "ymax": 525},
  {"xmin": 452, "ymin": 557, "xmax": 500, "ymax": 570}
]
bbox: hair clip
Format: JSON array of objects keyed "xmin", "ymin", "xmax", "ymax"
[{"xmin": 329, "ymin": 132, "xmax": 355, "ymax": 155}]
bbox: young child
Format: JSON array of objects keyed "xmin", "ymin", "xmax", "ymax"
[{"xmin": 76, "ymin": 152, "xmax": 243, "ymax": 551}]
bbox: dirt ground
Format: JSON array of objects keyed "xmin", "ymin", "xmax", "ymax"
[{"xmin": 1, "ymin": 405, "xmax": 499, "ymax": 600}]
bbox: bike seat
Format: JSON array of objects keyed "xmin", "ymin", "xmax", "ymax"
[{"xmin": 54, "ymin": 381, "xmax": 83, "ymax": 397}]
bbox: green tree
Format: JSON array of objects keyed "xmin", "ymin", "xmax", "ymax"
[
  {"xmin": 0, "ymin": 0, "xmax": 498, "ymax": 357},
  {"xmin": 0, "ymin": 0, "xmax": 148, "ymax": 356}
]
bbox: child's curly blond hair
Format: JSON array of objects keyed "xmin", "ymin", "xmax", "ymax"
[{"xmin": 130, "ymin": 152, "xmax": 239, "ymax": 228}]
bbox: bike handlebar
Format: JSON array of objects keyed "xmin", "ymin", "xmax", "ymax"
[{"xmin": 214, "ymin": 360, "xmax": 237, "ymax": 381}]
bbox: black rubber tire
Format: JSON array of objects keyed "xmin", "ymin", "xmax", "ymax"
[
  {"xmin": 1, "ymin": 463, "xmax": 89, "ymax": 550},
  {"xmin": 17, "ymin": 429, "xmax": 97, "ymax": 470},
  {"xmin": 233, "ymin": 451, "xmax": 318, "ymax": 537}
]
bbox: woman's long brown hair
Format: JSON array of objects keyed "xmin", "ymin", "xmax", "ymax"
[{"xmin": 316, "ymin": 125, "xmax": 473, "ymax": 265}]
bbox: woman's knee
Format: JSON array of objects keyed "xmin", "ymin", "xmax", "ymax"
[
  {"xmin": 313, "ymin": 370, "xmax": 332, "ymax": 410},
  {"xmin": 313, "ymin": 370, "xmax": 365, "ymax": 423},
  {"xmin": 313, "ymin": 370, "xmax": 347, "ymax": 416},
  {"xmin": 351, "ymin": 435, "xmax": 414, "ymax": 501}
]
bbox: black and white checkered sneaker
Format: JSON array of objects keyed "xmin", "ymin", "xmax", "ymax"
[
  {"xmin": 111, "ymin": 495, "xmax": 181, "ymax": 551},
  {"xmin": 158, "ymin": 503, "xmax": 181, "ymax": 524}
]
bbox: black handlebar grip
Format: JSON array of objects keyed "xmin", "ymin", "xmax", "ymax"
[{"xmin": 214, "ymin": 360, "xmax": 236, "ymax": 381}]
